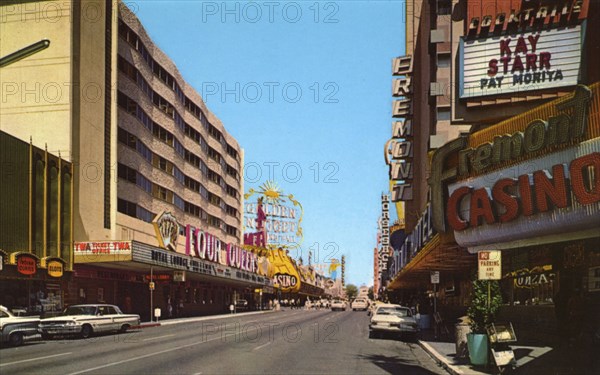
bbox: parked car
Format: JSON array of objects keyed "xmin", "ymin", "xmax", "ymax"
[
  {"xmin": 351, "ymin": 298, "xmax": 369, "ymax": 311},
  {"xmin": 330, "ymin": 299, "xmax": 347, "ymax": 311},
  {"xmin": 0, "ymin": 305, "xmax": 40, "ymax": 347},
  {"xmin": 234, "ymin": 299, "xmax": 249, "ymax": 311},
  {"xmin": 369, "ymin": 304, "xmax": 418, "ymax": 340},
  {"xmin": 38, "ymin": 304, "xmax": 140, "ymax": 339}
]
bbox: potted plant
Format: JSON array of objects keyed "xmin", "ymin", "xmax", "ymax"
[{"xmin": 466, "ymin": 278, "xmax": 502, "ymax": 366}]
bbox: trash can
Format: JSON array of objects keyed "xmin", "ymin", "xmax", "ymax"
[{"xmin": 455, "ymin": 317, "xmax": 471, "ymax": 359}]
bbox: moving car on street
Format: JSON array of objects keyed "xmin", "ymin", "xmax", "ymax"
[
  {"xmin": 38, "ymin": 304, "xmax": 140, "ymax": 339},
  {"xmin": 0, "ymin": 305, "xmax": 40, "ymax": 347},
  {"xmin": 351, "ymin": 298, "xmax": 369, "ymax": 311},
  {"xmin": 234, "ymin": 299, "xmax": 249, "ymax": 312},
  {"xmin": 330, "ymin": 298, "xmax": 347, "ymax": 311},
  {"xmin": 369, "ymin": 304, "xmax": 418, "ymax": 340}
]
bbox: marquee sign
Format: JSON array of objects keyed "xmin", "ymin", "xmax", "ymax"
[
  {"xmin": 244, "ymin": 181, "xmax": 303, "ymax": 249},
  {"xmin": 460, "ymin": 25, "xmax": 582, "ymax": 98},
  {"xmin": 74, "ymin": 241, "xmax": 133, "ymax": 262}
]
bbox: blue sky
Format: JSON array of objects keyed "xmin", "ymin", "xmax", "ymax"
[{"xmin": 133, "ymin": 1, "xmax": 405, "ymax": 287}]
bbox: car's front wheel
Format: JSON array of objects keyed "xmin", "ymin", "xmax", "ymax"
[
  {"xmin": 120, "ymin": 324, "xmax": 130, "ymax": 333},
  {"xmin": 80, "ymin": 324, "xmax": 93, "ymax": 339},
  {"xmin": 9, "ymin": 332, "xmax": 24, "ymax": 346}
]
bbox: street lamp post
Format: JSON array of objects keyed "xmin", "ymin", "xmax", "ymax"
[{"xmin": 0, "ymin": 39, "xmax": 50, "ymax": 68}]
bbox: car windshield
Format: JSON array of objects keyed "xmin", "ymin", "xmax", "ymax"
[
  {"xmin": 376, "ymin": 307, "xmax": 411, "ymax": 317},
  {"xmin": 64, "ymin": 306, "xmax": 97, "ymax": 315}
]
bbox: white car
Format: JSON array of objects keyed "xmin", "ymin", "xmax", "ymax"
[
  {"xmin": 0, "ymin": 305, "xmax": 40, "ymax": 346},
  {"xmin": 38, "ymin": 304, "xmax": 140, "ymax": 339},
  {"xmin": 330, "ymin": 299, "xmax": 347, "ymax": 311},
  {"xmin": 351, "ymin": 298, "xmax": 369, "ymax": 311},
  {"xmin": 369, "ymin": 304, "xmax": 418, "ymax": 340}
]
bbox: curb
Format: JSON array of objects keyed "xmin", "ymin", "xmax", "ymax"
[{"xmin": 418, "ymin": 340, "xmax": 463, "ymax": 375}]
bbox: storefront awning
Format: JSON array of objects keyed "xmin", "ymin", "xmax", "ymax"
[{"xmin": 387, "ymin": 234, "xmax": 476, "ymax": 290}]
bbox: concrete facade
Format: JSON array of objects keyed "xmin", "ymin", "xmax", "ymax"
[{"xmin": 0, "ymin": 1, "xmax": 244, "ymax": 248}]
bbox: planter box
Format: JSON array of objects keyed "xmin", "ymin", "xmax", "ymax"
[{"xmin": 467, "ymin": 333, "xmax": 489, "ymax": 366}]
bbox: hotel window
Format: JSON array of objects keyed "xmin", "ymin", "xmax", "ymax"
[
  {"xmin": 174, "ymin": 138, "xmax": 185, "ymax": 158},
  {"xmin": 226, "ymin": 205, "xmax": 238, "ymax": 218},
  {"xmin": 174, "ymin": 194, "xmax": 185, "ymax": 210},
  {"xmin": 208, "ymin": 124, "xmax": 222, "ymax": 142},
  {"xmin": 136, "ymin": 205, "xmax": 155, "ymax": 223},
  {"xmin": 226, "ymin": 144, "xmax": 238, "ymax": 159},
  {"xmin": 226, "ymin": 164, "xmax": 238, "ymax": 179},
  {"xmin": 208, "ymin": 169, "xmax": 221, "ymax": 185},
  {"xmin": 152, "ymin": 123, "xmax": 174, "ymax": 147},
  {"xmin": 226, "ymin": 225, "xmax": 237, "ymax": 237},
  {"xmin": 174, "ymin": 166, "xmax": 185, "ymax": 184},
  {"xmin": 208, "ymin": 147, "xmax": 221, "ymax": 163},
  {"xmin": 208, "ymin": 215, "xmax": 222, "ymax": 229},
  {"xmin": 118, "ymin": 163, "xmax": 136, "ymax": 184},
  {"xmin": 153, "ymin": 93, "xmax": 175, "ymax": 118},
  {"xmin": 117, "ymin": 55, "xmax": 136, "ymax": 81},
  {"xmin": 209, "ymin": 192, "xmax": 221, "ymax": 206},
  {"xmin": 117, "ymin": 198, "xmax": 137, "ymax": 217},
  {"xmin": 226, "ymin": 184, "xmax": 239, "ymax": 199},
  {"xmin": 137, "ymin": 174, "xmax": 152, "ymax": 194},
  {"xmin": 185, "ymin": 202, "xmax": 201, "ymax": 217},
  {"xmin": 153, "ymin": 185, "xmax": 168, "ymax": 201}
]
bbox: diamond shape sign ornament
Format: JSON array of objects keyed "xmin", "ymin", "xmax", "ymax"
[{"xmin": 153, "ymin": 211, "xmax": 180, "ymax": 251}]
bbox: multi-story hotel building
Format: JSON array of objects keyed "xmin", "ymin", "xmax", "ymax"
[{"xmin": 1, "ymin": 0, "xmax": 271, "ymax": 319}]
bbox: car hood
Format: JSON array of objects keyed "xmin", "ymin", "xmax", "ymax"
[
  {"xmin": 40, "ymin": 315, "xmax": 90, "ymax": 322},
  {"xmin": 1, "ymin": 316, "xmax": 40, "ymax": 325}
]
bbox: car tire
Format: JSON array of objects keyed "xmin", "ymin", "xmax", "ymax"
[
  {"xmin": 9, "ymin": 332, "xmax": 24, "ymax": 347},
  {"xmin": 80, "ymin": 324, "xmax": 93, "ymax": 339},
  {"xmin": 120, "ymin": 324, "xmax": 130, "ymax": 333},
  {"xmin": 41, "ymin": 333, "xmax": 54, "ymax": 340}
]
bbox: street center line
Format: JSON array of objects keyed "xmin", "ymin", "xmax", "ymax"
[
  {"xmin": 0, "ymin": 352, "xmax": 73, "ymax": 367},
  {"xmin": 252, "ymin": 341, "xmax": 272, "ymax": 351},
  {"xmin": 142, "ymin": 334, "xmax": 175, "ymax": 342},
  {"xmin": 66, "ymin": 327, "xmax": 262, "ymax": 375}
]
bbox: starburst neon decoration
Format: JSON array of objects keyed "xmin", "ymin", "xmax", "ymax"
[{"xmin": 244, "ymin": 180, "xmax": 304, "ymax": 250}]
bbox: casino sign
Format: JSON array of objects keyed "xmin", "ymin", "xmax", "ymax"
[{"xmin": 429, "ymin": 85, "xmax": 600, "ymax": 252}]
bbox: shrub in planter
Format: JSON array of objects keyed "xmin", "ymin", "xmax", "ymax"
[{"xmin": 466, "ymin": 278, "xmax": 502, "ymax": 366}]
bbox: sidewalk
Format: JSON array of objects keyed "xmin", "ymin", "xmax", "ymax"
[{"xmin": 417, "ymin": 329, "xmax": 600, "ymax": 375}]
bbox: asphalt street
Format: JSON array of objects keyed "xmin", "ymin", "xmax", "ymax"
[{"xmin": 0, "ymin": 309, "xmax": 447, "ymax": 375}]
